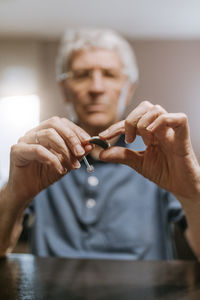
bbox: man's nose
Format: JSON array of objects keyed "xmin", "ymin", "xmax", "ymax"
[{"xmin": 88, "ymin": 70, "xmax": 105, "ymax": 94}]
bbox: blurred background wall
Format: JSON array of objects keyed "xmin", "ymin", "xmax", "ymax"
[
  {"xmin": 2, "ymin": 39, "xmax": 199, "ymax": 152},
  {"xmin": 0, "ymin": 0, "xmax": 200, "ymax": 185}
]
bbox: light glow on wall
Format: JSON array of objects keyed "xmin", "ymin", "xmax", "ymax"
[{"xmin": 0, "ymin": 95, "xmax": 40, "ymax": 186}]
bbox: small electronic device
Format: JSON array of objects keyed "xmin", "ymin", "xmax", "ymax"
[
  {"xmin": 82, "ymin": 137, "xmax": 110, "ymax": 173},
  {"xmin": 88, "ymin": 136, "xmax": 110, "ymax": 149}
]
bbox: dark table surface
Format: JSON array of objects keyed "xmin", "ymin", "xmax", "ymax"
[{"xmin": 1, "ymin": 254, "xmax": 200, "ymax": 300}]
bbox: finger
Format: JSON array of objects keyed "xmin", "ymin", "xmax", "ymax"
[
  {"xmin": 20, "ymin": 128, "xmax": 81, "ymax": 170},
  {"xmin": 146, "ymin": 113, "xmax": 192, "ymax": 156},
  {"xmin": 61, "ymin": 119, "xmax": 94, "ymax": 157},
  {"xmin": 47, "ymin": 117, "xmax": 86, "ymax": 157},
  {"xmin": 147, "ymin": 113, "xmax": 189, "ymax": 140},
  {"xmin": 26, "ymin": 117, "xmax": 87, "ymax": 158},
  {"xmin": 125, "ymin": 101, "xmax": 154, "ymax": 143},
  {"xmin": 26, "ymin": 116, "xmax": 91, "ymax": 144},
  {"xmin": 136, "ymin": 105, "xmax": 167, "ymax": 145},
  {"xmin": 11, "ymin": 143, "xmax": 67, "ymax": 174},
  {"xmin": 61, "ymin": 118, "xmax": 91, "ymax": 142},
  {"xmin": 99, "ymin": 101, "xmax": 154, "ymax": 141},
  {"xmin": 84, "ymin": 144, "xmax": 94, "ymax": 154},
  {"xmin": 99, "ymin": 146, "xmax": 143, "ymax": 174},
  {"xmin": 99, "ymin": 120, "xmax": 125, "ymax": 139}
]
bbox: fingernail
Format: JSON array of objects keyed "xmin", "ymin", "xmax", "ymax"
[
  {"xmin": 125, "ymin": 136, "xmax": 132, "ymax": 144},
  {"xmin": 73, "ymin": 161, "xmax": 81, "ymax": 169},
  {"xmin": 59, "ymin": 167, "xmax": 68, "ymax": 174},
  {"xmin": 125, "ymin": 138, "xmax": 129, "ymax": 144},
  {"xmin": 63, "ymin": 167, "xmax": 68, "ymax": 173},
  {"xmin": 75, "ymin": 144, "xmax": 85, "ymax": 156}
]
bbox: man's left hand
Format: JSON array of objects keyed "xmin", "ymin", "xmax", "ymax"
[{"xmin": 99, "ymin": 101, "xmax": 200, "ymax": 201}]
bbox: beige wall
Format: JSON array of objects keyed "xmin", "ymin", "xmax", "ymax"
[
  {"xmin": 0, "ymin": 40, "xmax": 41, "ymax": 95},
  {"xmin": 0, "ymin": 38, "xmax": 200, "ymax": 160}
]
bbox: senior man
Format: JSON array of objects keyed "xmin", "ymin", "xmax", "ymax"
[{"xmin": 0, "ymin": 28, "xmax": 200, "ymax": 259}]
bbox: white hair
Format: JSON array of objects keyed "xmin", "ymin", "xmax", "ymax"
[{"xmin": 56, "ymin": 28, "xmax": 139, "ymax": 83}]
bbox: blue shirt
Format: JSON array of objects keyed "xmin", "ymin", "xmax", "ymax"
[{"xmin": 29, "ymin": 135, "xmax": 184, "ymax": 259}]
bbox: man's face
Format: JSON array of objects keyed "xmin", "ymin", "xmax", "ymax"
[{"xmin": 63, "ymin": 48, "xmax": 129, "ymax": 133}]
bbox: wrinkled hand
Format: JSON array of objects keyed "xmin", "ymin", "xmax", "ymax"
[
  {"xmin": 7, "ymin": 117, "xmax": 92, "ymax": 205},
  {"xmin": 99, "ymin": 101, "xmax": 200, "ymax": 199}
]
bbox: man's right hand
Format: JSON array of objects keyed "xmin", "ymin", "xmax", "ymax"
[{"xmin": 6, "ymin": 117, "xmax": 92, "ymax": 208}]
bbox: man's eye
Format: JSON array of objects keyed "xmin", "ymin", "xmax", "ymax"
[
  {"xmin": 74, "ymin": 71, "xmax": 90, "ymax": 79},
  {"xmin": 103, "ymin": 70, "xmax": 119, "ymax": 79}
]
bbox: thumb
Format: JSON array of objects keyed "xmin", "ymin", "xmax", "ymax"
[{"xmin": 99, "ymin": 146, "xmax": 143, "ymax": 173}]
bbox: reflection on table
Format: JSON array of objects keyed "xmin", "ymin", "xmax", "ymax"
[{"xmin": 0, "ymin": 254, "xmax": 200, "ymax": 300}]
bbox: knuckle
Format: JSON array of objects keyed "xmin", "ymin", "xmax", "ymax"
[
  {"xmin": 140, "ymin": 100, "xmax": 152, "ymax": 107},
  {"xmin": 10, "ymin": 144, "xmax": 18, "ymax": 153},
  {"xmin": 66, "ymin": 130, "xmax": 75, "ymax": 140},
  {"xmin": 10, "ymin": 144, "xmax": 18, "ymax": 160},
  {"xmin": 154, "ymin": 104, "xmax": 163, "ymax": 112},
  {"xmin": 45, "ymin": 128, "xmax": 57, "ymax": 139},
  {"xmin": 65, "ymin": 129, "xmax": 79, "ymax": 144},
  {"xmin": 69, "ymin": 134, "xmax": 79, "ymax": 145},
  {"xmin": 61, "ymin": 117, "xmax": 70, "ymax": 124},
  {"xmin": 48, "ymin": 116, "xmax": 61, "ymax": 127},
  {"xmin": 17, "ymin": 136, "xmax": 24, "ymax": 143},
  {"xmin": 179, "ymin": 113, "xmax": 187, "ymax": 122},
  {"xmin": 34, "ymin": 145, "xmax": 44, "ymax": 156}
]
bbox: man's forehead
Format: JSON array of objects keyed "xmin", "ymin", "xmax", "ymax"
[{"xmin": 70, "ymin": 48, "xmax": 123, "ymax": 70}]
